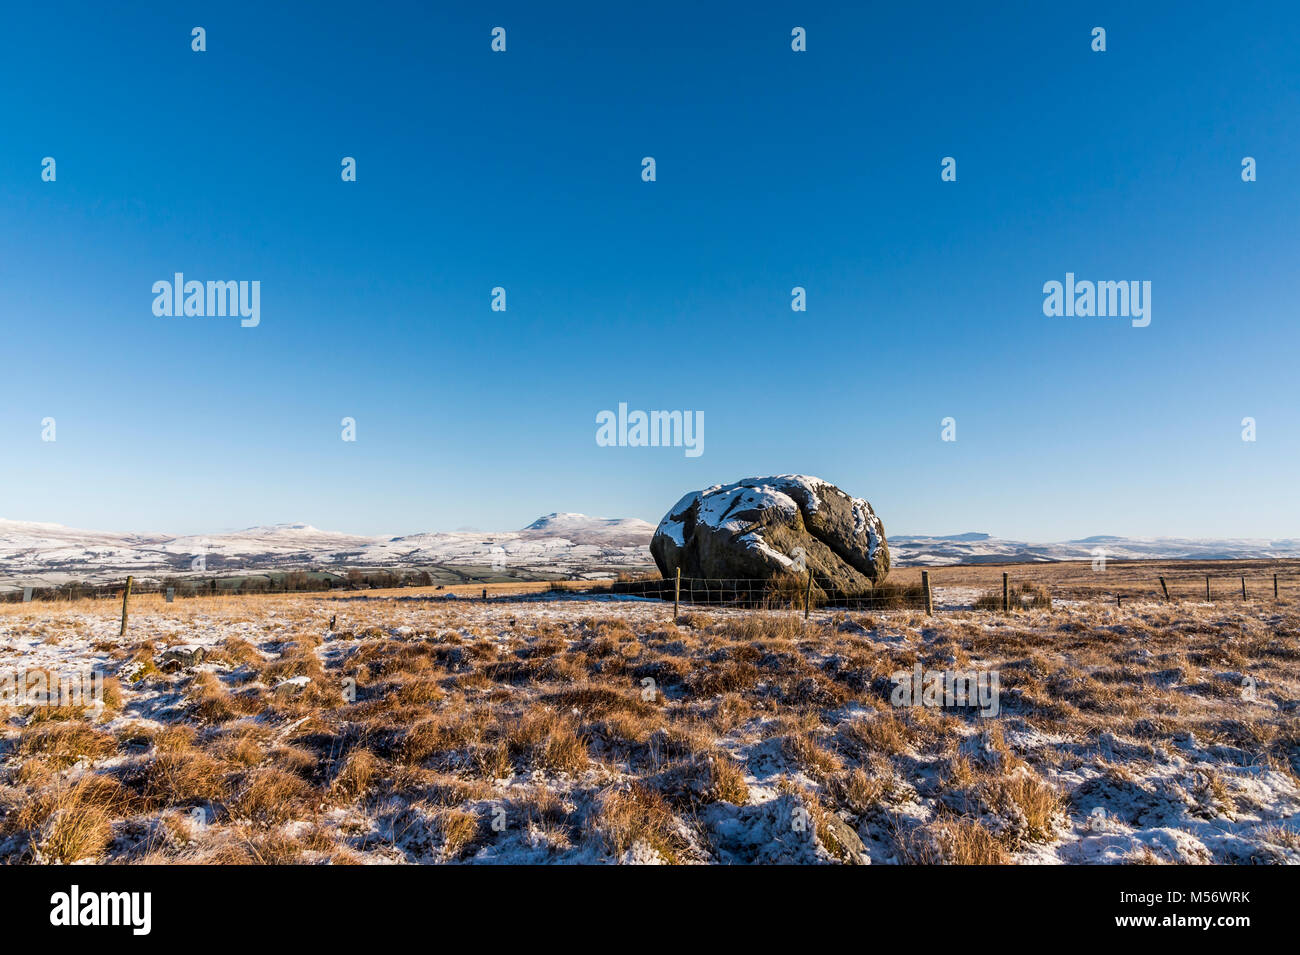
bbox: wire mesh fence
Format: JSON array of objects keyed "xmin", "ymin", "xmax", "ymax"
[
  {"xmin": 597, "ymin": 567, "xmax": 1297, "ymax": 614},
  {"xmin": 3, "ymin": 566, "xmax": 1297, "ymax": 612},
  {"xmin": 1097, "ymin": 572, "xmax": 1288, "ymax": 606},
  {"xmin": 602, "ymin": 575, "xmax": 929, "ymax": 612}
]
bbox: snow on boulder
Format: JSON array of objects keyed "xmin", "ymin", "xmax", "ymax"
[{"xmin": 650, "ymin": 475, "xmax": 889, "ymax": 596}]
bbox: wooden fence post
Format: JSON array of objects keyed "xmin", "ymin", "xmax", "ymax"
[
  {"xmin": 1241, "ymin": 576, "xmax": 1246, "ymax": 601},
  {"xmin": 674, "ymin": 567, "xmax": 681, "ymax": 619},
  {"xmin": 1206, "ymin": 575, "xmax": 1211, "ymax": 601},
  {"xmin": 1159, "ymin": 576, "xmax": 1169, "ymax": 601},
  {"xmin": 921, "ymin": 570, "xmax": 934, "ymax": 616},
  {"xmin": 804, "ymin": 569, "xmax": 813, "ymax": 621},
  {"xmin": 119, "ymin": 576, "xmax": 133, "ymax": 637},
  {"xmin": 1002, "ymin": 573, "xmax": 1009, "ymax": 613},
  {"xmin": 1274, "ymin": 574, "xmax": 1279, "ymax": 600}
]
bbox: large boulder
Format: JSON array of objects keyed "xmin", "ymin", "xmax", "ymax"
[{"xmin": 650, "ymin": 475, "xmax": 889, "ymax": 597}]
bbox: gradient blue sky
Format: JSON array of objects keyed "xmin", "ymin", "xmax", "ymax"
[{"xmin": 2, "ymin": 1, "xmax": 1297, "ymax": 539}]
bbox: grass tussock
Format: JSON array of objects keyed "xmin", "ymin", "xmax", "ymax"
[{"xmin": 975, "ymin": 581, "xmax": 1053, "ymax": 611}]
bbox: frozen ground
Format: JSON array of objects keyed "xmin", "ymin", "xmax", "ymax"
[{"xmin": 0, "ymin": 593, "xmax": 1296, "ymax": 864}]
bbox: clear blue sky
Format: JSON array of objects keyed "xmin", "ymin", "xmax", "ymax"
[{"xmin": 1, "ymin": 1, "xmax": 1296, "ymax": 540}]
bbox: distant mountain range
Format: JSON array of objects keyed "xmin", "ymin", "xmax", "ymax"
[
  {"xmin": 2, "ymin": 514, "xmax": 1298, "ymax": 591},
  {"xmin": 888, "ymin": 533, "xmax": 1300, "ymax": 565},
  {"xmin": 0, "ymin": 513, "xmax": 656, "ymax": 591}
]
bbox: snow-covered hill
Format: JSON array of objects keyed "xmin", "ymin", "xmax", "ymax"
[
  {"xmin": 158, "ymin": 523, "xmax": 377, "ymax": 559},
  {"xmin": 0, "ymin": 514, "xmax": 659, "ymax": 590},
  {"xmin": 519, "ymin": 513, "xmax": 657, "ymax": 546},
  {"xmin": 3, "ymin": 514, "xmax": 1298, "ymax": 591},
  {"xmin": 889, "ymin": 533, "xmax": 1300, "ymax": 566}
]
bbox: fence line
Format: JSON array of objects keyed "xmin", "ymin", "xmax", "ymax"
[
  {"xmin": 4, "ymin": 569, "xmax": 1296, "ymax": 612},
  {"xmin": 600, "ymin": 570, "xmax": 1294, "ymax": 615},
  {"xmin": 603, "ymin": 573, "xmax": 935, "ymax": 612}
]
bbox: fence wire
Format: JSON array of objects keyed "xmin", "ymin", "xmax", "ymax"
[
  {"xmin": 3, "ymin": 569, "xmax": 1296, "ymax": 611},
  {"xmin": 599, "ymin": 576, "xmax": 928, "ymax": 611}
]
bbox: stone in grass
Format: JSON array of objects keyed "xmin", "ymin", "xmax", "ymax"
[
  {"xmin": 274, "ymin": 675, "xmax": 312, "ymax": 698},
  {"xmin": 156, "ymin": 645, "xmax": 206, "ymax": 672},
  {"xmin": 820, "ymin": 812, "xmax": 870, "ymax": 864}
]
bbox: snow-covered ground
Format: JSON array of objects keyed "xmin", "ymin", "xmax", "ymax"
[{"xmin": 1, "ymin": 593, "xmax": 1295, "ymax": 864}]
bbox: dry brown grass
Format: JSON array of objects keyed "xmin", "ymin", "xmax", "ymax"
[
  {"xmin": 5, "ymin": 775, "xmax": 135, "ymax": 863},
  {"xmin": 596, "ymin": 783, "xmax": 689, "ymax": 862},
  {"xmin": 143, "ymin": 748, "xmax": 232, "ymax": 807},
  {"xmin": 232, "ymin": 768, "xmax": 314, "ymax": 824},
  {"xmin": 896, "ymin": 818, "xmax": 1010, "ymax": 864},
  {"xmin": 1, "ymin": 589, "xmax": 1297, "ymax": 864},
  {"xmin": 434, "ymin": 808, "xmax": 480, "ymax": 859},
  {"xmin": 330, "ymin": 748, "xmax": 380, "ymax": 800},
  {"xmin": 17, "ymin": 722, "xmax": 116, "ymax": 769}
]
